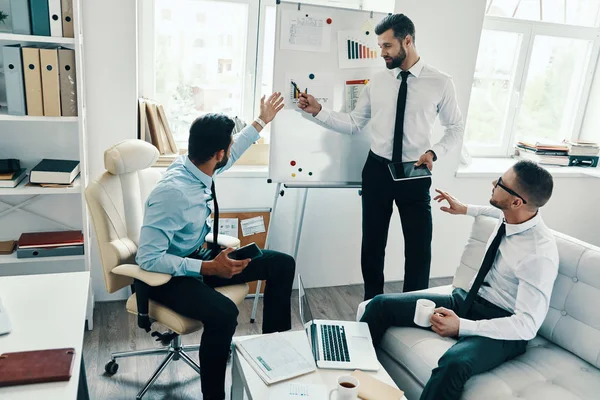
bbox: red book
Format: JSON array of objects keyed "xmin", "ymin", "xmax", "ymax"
[{"xmin": 17, "ymin": 230, "xmax": 84, "ymax": 249}]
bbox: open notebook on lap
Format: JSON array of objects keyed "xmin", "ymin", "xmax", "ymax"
[{"xmin": 298, "ymin": 275, "xmax": 379, "ymax": 371}]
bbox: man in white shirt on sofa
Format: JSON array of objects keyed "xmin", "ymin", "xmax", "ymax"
[{"xmin": 360, "ymin": 160, "xmax": 559, "ymax": 400}]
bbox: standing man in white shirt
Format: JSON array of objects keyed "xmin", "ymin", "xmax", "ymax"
[
  {"xmin": 360, "ymin": 160, "xmax": 559, "ymax": 400},
  {"xmin": 298, "ymin": 14, "xmax": 464, "ymax": 299}
]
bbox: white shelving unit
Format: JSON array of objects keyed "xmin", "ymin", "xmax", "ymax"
[{"xmin": 0, "ymin": 1, "xmax": 94, "ymax": 329}]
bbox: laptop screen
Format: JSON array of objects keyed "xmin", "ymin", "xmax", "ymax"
[{"xmin": 298, "ymin": 275, "xmax": 314, "ymax": 325}]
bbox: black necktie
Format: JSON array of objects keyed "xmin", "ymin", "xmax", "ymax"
[
  {"xmin": 460, "ymin": 222, "xmax": 506, "ymax": 318},
  {"xmin": 210, "ymin": 181, "xmax": 220, "ymax": 258},
  {"xmin": 392, "ymin": 71, "xmax": 411, "ymax": 162}
]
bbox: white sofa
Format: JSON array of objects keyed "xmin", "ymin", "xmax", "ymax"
[{"xmin": 357, "ymin": 215, "xmax": 600, "ymax": 400}]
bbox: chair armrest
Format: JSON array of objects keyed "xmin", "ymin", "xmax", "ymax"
[
  {"xmin": 112, "ymin": 264, "xmax": 172, "ymax": 287},
  {"xmin": 205, "ymin": 233, "xmax": 241, "ymax": 249}
]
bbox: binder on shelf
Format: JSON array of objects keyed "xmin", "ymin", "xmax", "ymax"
[
  {"xmin": 58, "ymin": 48, "xmax": 77, "ymax": 116},
  {"xmin": 9, "ymin": 0, "xmax": 32, "ymax": 35},
  {"xmin": 21, "ymin": 47, "xmax": 44, "ymax": 116},
  {"xmin": 48, "ymin": 0, "xmax": 63, "ymax": 37},
  {"xmin": 40, "ymin": 48, "xmax": 62, "ymax": 116},
  {"xmin": 61, "ymin": 0, "xmax": 74, "ymax": 38},
  {"xmin": 30, "ymin": 0, "xmax": 51, "ymax": 36},
  {"xmin": 2, "ymin": 45, "xmax": 27, "ymax": 116}
]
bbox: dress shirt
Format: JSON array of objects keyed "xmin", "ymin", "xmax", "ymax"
[
  {"xmin": 459, "ymin": 205, "xmax": 559, "ymax": 341},
  {"xmin": 309, "ymin": 58, "xmax": 464, "ymax": 161},
  {"xmin": 135, "ymin": 125, "xmax": 260, "ymax": 277}
]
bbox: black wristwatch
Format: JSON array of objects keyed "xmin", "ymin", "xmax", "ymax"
[{"xmin": 426, "ymin": 149, "xmax": 438, "ymax": 162}]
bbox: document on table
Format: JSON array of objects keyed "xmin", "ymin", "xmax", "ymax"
[{"xmin": 235, "ymin": 332, "xmax": 316, "ymax": 385}]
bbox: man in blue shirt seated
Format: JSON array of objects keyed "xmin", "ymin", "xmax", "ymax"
[{"xmin": 136, "ymin": 93, "xmax": 294, "ymax": 400}]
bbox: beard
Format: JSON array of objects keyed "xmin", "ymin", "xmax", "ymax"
[
  {"xmin": 214, "ymin": 153, "xmax": 229, "ymax": 171},
  {"xmin": 385, "ymin": 47, "xmax": 407, "ymax": 70},
  {"xmin": 490, "ymin": 197, "xmax": 509, "ymax": 210}
]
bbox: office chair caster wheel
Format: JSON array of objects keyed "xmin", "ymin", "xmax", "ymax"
[{"xmin": 105, "ymin": 360, "xmax": 119, "ymax": 375}]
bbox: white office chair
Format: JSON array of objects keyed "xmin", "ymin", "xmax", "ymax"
[{"xmin": 85, "ymin": 139, "xmax": 248, "ymax": 399}]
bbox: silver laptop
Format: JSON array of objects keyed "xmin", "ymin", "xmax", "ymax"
[{"xmin": 298, "ymin": 275, "xmax": 380, "ymax": 371}]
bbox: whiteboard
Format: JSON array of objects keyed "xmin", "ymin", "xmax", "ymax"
[{"xmin": 269, "ymin": 2, "xmax": 389, "ymax": 186}]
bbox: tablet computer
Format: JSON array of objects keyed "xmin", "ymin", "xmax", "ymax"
[{"xmin": 388, "ymin": 162, "xmax": 432, "ymax": 181}]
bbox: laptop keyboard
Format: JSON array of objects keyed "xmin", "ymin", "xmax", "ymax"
[{"xmin": 320, "ymin": 324, "xmax": 350, "ymax": 362}]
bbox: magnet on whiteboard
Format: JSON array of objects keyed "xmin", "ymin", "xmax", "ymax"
[
  {"xmin": 292, "ymin": 173, "xmax": 296, "ymax": 178},
  {"xmin": 309, "ymin": 172, "xmax": 313, "ymax": 176},
  {"xmin": 309, "ymin": 73, "xmax": 315, "ymax": 79},
  {"xmin": 291, "ymin": 160, "xmax": 296, "ymax": 166},
  {"xmin": 327, "ymin": 18, "xmax": 332, "ymax": 24}
]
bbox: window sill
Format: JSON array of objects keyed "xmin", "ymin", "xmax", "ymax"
[{"xmin": 456, "ymin": 157, "xmax": 600, "ymax": 179}]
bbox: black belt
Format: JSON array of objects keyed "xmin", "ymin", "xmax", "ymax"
[{"xmin": 368, "ymin": 150, "xmax": 392, "ymax": 164}]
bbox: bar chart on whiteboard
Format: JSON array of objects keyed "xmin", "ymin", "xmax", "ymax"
[{"xmin": 338, "ymin": 30, "xmax": 382, "ymax": 69}]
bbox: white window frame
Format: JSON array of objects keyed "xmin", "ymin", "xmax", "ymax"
[
  {"xmin": 468, "ymin": 15, "xmax": 600, "ymax": 157},
  {"xmin": 138, "ymin": 0, "xmax": 262, "ymax": 146}
]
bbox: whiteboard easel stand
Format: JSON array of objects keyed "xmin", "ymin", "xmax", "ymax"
[{"xmin": 249, "ymin": 182, "xmax": 361, "ymax": 323}]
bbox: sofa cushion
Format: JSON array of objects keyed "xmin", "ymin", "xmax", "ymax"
[{"xmin": 380, "ymin": 327, "xmax": 600, "ymax": 399}]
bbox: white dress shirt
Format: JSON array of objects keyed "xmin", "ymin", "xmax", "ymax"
[
  {"xmin": 459, "ymin": 206, "xmax": 559, "ymax": 341},
  {"xmin": 309, "ymin": 59, "xmax": 464, "ymax": 161}
]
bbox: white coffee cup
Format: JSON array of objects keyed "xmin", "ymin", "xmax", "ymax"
[
  {"xmin": 414, "ymin": 299, "xmax": 436, "ymax": 327},
  {"xmin": 329, "ymin": 375, "xmax": 359, "ymax": 400}
]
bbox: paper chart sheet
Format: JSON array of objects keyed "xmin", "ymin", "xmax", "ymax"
[{"xmin": 280, "ymin": 11, "xmax": 331, "ymax": 53}]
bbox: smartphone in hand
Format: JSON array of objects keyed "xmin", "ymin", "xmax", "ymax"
[{"xmin": 228, "ymin": 242, "xmax": 263, "ymax": 261}]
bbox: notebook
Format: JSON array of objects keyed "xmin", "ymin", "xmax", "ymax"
[{"xmin": 0, "ymin": 348, "xmax": 75, "ymax": 387}]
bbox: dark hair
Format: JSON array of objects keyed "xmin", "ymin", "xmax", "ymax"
[
  {"xmin": 375, "ymin": 14, "xmax": 415, "ymax": 43},
  {"xmin": 512, "ymin": 160, "xmax": 554, "ymax": 208},
  {"xmin": 188, "ymin": 113, "xmax": 235, "ymax": 164}
]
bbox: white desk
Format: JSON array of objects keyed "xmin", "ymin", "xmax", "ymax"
[
  {"xmin": 0, "ymin": 272, "xmax": 90, "ymax": 400},
  {"xmin": 232, "ymin": 330, "xmax": 406, "ymax": 400}
]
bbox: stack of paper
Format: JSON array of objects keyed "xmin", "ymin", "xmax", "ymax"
[
  {"xmin": 235, "ymin": 333, "xmax": 316, "ymax": 385},
  {"xmin": 564, "ymin": 140, "xmax": 600, "ymax": 156}
]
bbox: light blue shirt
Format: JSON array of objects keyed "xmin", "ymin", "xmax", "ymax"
[{"xmin": 136, "ymin": 125, "xmax": 260, "ymax": 276}]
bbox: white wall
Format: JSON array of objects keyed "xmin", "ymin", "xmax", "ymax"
[
  {"xmin": 85, "ymin": 0, "xmax": 600, "ymax": 302},
  {"xmin": 83, "ymin": 0, "xmax": 138, "ymax": 300}
]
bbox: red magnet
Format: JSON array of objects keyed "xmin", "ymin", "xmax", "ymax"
[
  {"xmin": 326, "ymin": 18, "xmax": 332, "ymax": 24},
  {"xmin": 291, "ymin": 160, "xmax": 297, "ymax": 166}
]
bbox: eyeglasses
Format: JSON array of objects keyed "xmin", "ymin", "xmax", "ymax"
[{"xmin": 495, "ymin": 177, "xmax": 527, "ymax": 204}]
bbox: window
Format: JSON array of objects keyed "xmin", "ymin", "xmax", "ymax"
[
  {"xmin": 465, "ymin": 1, "xmax": 600, "ymax": 156},
  {"xmin": 139, "ymin": 0, "xmax": 396, "ymax": 149}
]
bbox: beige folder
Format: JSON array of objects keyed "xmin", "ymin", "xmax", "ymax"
[
  {"xmin": 21, "ymin": 47, "xmax": 44, "ymax": 116},
  {"xmin": 61, "ymin": 0, "xmax": 74, "ymax": 38},
  {"xmin": 58, "ymin": 48, "xmax": 77, "ymax": 116},
  {"xmin": 40, "ymin": 48, "xmax": 62, "ymax": 117}
]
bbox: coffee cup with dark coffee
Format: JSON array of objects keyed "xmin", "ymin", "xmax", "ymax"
[{"xmin": 329, "ymin": 375, "xmax": 359, "ymax": 399}]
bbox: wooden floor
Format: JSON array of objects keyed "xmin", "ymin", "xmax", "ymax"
[{"xmin": 84, "ymin": 278, "xmax": 451, "ymax": 399}]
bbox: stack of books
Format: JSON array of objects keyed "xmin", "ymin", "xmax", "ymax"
[
  {"xmin": 0, "ymin": 169, "xmax": 27, "ymax": 188},
  {"xmin": 564, "ymin": 140, "xmax": 600, "ymax": 167},
  {"xmin": 516, "ymin": 140, "xmax": 570, "ymax": 166},
  {"xmin": 16, "ymin": 230, "xmax": 84, "ymax": 259}
]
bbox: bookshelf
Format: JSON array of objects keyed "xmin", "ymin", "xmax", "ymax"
[{"xmin": 0, "ymin": 1, "xmax": 94, "ymax": 329}]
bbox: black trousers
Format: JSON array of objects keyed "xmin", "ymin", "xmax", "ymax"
[
  {"xmin": 360, "ymin": 289, "xmax": 527, "ymax": 400},
  {"xmin": 148, "ymin": 249, "xmax": 295, "ymax": 400},
  {"xmin": 361, "ymin": 152, "xmax": 433, "ymax": 300}
]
